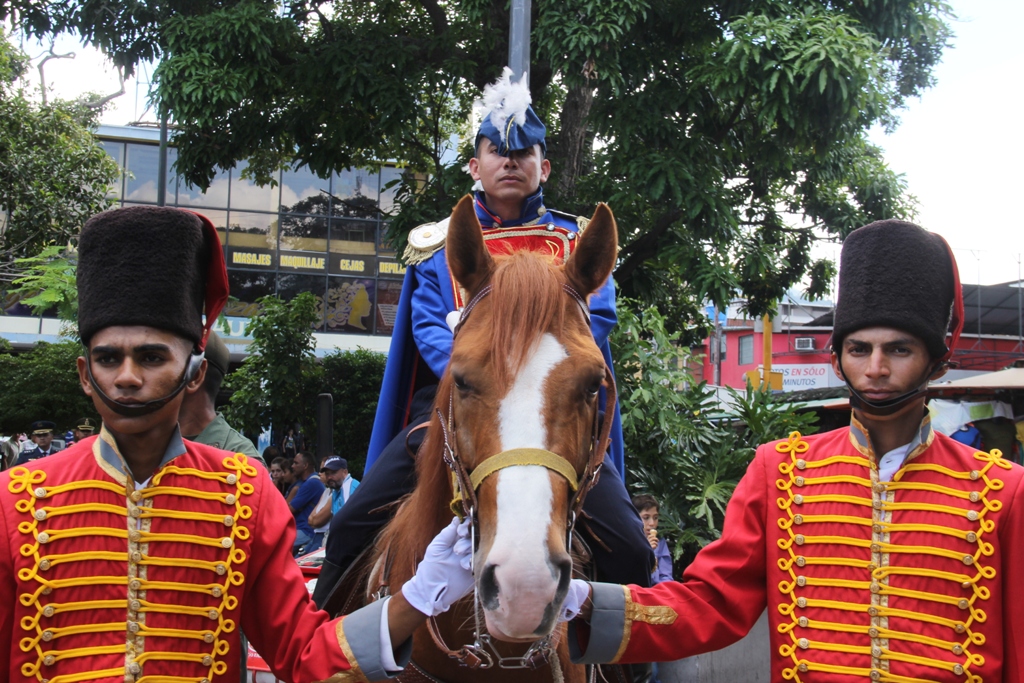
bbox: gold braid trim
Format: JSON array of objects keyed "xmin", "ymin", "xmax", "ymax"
[
  {"xmin": 771, "ymin": 432, "xmax": 1002, "ymax": 683},
  {"xmin": 7, "ymin": 453, "xmax": 258, "ymax": 682}
]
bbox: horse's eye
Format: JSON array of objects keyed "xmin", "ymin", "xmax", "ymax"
[
  {"xmin": 453, "ymin": 374, "xmax": 471, "ymax": 392},
  {"xmin": 586, "ymin": 378, "xmax": 602, "ymax": 398}
]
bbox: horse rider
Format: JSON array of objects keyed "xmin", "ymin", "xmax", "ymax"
[
  {"xmin": 0, "ymin": 205, "xmax": 474, "ymax": 682},
  {"xmin": 314, "ymin": 68, "xmax": 653, "ymax": 608},
  {"xmin": 557, "ymin": 221, "xmax": 1024, "ymax": 681},
  {"xmin": 15, "ymin": 419, "xmax": 61, "ymax": 465}
]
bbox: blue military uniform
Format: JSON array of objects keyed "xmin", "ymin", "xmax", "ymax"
[{"xmin": 15, "ymin": 420, "xmax": 60, "ymax": 466}]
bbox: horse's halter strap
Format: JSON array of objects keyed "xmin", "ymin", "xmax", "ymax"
[{"xmin": 469, "ymin": 448, "xmax": 579, "ymax": 492}]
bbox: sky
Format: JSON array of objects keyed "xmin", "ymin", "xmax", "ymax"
[{"xmin": 19, "ymin": 0, "xmax": 1024, "ymax": 286}]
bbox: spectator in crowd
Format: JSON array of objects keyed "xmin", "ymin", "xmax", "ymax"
[
  {"xmin": 15, "ymin": 420, "xmax": 61, "ymax": 465},
  {"xmin": 632, "ymin": 494, "xmax": 673, "ymax": 585},
  {"xmin": 0, "ymin": 438, "xmax": 17, "ymax": 471},
  {"xmin": 269, "ymin": 456, "xmax": 291, "ymax": 495},
  {"xmin": 280, "ymin": 425, "xmax": 304, "ymax": 459},
  {"xmin": 179, "ymin": 331, "xmax": 264, "ymax": 465},
  {"xmin": 72, "ymin": 417, "xmax": 98, "ymax": 444},
  {"xmin": 308, "ymin": 456, "xmax": 361, "ymax": 545},
  {"xmin": 289, "ymin": 450, "xmax": 325, "ymax": 556}
]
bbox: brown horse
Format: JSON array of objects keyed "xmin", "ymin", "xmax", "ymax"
[{"xmin": 369, "ymin": 194, "xmax": 619, "ymax": 683}]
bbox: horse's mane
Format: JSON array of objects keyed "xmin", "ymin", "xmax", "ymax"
[{"xmin": 376, "ymin": 249, "xmax": 570, "ymax": 586}]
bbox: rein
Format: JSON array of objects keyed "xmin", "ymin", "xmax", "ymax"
[{"xmin": 426, "ymin": 281, "xmax": 617, "ymax": 670}]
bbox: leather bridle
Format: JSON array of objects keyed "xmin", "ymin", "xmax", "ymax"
[{"xmin": 426, "ymin": 281, "xmax": 617, "ymax": 670}]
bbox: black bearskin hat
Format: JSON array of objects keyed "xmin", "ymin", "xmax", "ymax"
[
  {"xmin": 833, "ymin": 220, "xmax": 962, "ymax": 361},
  {"xmin": 77, "ymin": 206, "xmax": 228, "ymax": 349}
]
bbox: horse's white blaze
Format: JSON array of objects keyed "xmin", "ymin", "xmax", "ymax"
[{"xmin": 486, "ymin": 334, "xmax": 568, "ymax": 632}]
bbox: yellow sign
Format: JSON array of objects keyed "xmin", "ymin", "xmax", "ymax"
[
  {"xmin": 335, "ymin": 258, "xmax": 366, "ymax": 273},
  {"xmin": 281, "ymin": 254, "xmax": 326, "ymax": 270},
  {"xmin": 379, "ymin": 261, "xmax": 407, "ymax": 277},
  {"xmin": 231, "ymin": 251, "xmax": 273, "ymax": 267}
]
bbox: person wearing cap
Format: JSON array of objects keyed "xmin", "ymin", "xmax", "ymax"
[
  {"xmin": 72, "ymin": 417, "xmax": 98, "ymax": 444},
  {"xmin": 307, "ymin": 456, "xmax": 361, "ymax": 550},
  {"xmin": 557, "ymin": 221, "xmax": 1024, "ymax": 682},
  {"xmin": 14, "ymin": 420, "xmax": 61, "ymax": 465},
  {"xmin": 315, "ymin": 68, "xmax": 652, "ymax": 610},
  {"xmin": 0, "ymin": 206, "xmax": 478, "ymax": 682},
  {"xmin": 178, "ymin": 331, "xmax": 262, "ymax": 465}
]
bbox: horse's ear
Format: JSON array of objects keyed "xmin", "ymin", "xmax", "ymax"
[
  {"xmin": 565, "ymin": 203, "xmax": 617, "ymax": 297},
  {"xmin": 447, "ymin": 194, "xmax": 494, "ymax": 295}
]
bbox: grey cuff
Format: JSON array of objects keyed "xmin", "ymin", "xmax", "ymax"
[
  {"xmin": 341, "ymin": 599, "xmax": 413, "ymax": 680},
  {"xmin": 568, "ymin": 582, "xmax": 627, "ymax": 664}
]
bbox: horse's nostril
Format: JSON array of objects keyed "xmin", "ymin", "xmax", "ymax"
[
  {"xmin": 479, "ymin": 563, "xmax": 500, "ymax": 610},
  {"xmin": 556, "ymin": 558, "xmax": 572, "ymax": 593}
]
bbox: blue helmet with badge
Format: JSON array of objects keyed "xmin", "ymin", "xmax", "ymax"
[{"xmin": 475, "ymin": 67, "xmax": 546, "ymax": 156}]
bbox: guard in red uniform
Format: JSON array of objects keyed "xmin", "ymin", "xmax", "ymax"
[
  {"xmin": 562, "ymin": 220, "xmax": 1024, "ymax": 682},
  {"xmin": 0, "ymin": 206, "xmax": 473, "ymax": 683}
]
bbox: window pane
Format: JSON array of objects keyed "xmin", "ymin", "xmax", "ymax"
[
  {"xmin": 280, "ymin": 164, "xmax": 330, "ymax": 214},
  {"xmin": 279, "ymin": 215, "xmax": 328, "ymax": 276},
  {"xmin": 329, "ymin": 217, "xmax": 377, "ymax": 254},
  {"xmin": 331, "ymin": 168, "xmax": 380, "ymax": 219},
  {"xmin": 124, "ymin": 143, "xmax": 161, "ymax": 203},
  {"xmin": 277, "ymin": 273, "xmax": 327, "ymax": 330},
  {"xmin": 375, "ymin": 279, "xmax": 402, "ymax": 335},
  {"xmin": 230, "ymin": 163, "xmax": 279, "ymax": 212},
  {"xmin": 100, "ymin": 141, "xmax": 125, "ymax": 199},
  {"xmin": 325, "ymin": 277, "xmax": 375, "ymax": 333},
  {"xmin": 177, "ymin": 167, "xmax": 230, "ymax": 208},
  {"xmin": 738, "ymin": 335, "xmax": 753, "ymax": 365},
  {"xmin": 225, "ymin": 270, "xmax": 277, "ymax": 317},
  {"xmin": 227, "ymin": 212, "xmax": 276, "ymax": 270},
  {"xmin": 378, "ymin": 165, "xmax": 404, "ymax": 215}
]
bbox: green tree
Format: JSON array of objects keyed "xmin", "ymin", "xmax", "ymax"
[
  {"xmin": 319, "ymin": 348, "xmax": 386, "ymax": 478},
  {"xmin": 222, "ymin": 293, "xmax": 321, "ymax": 440},
  {"xmin": 0, "ymin": 339, "xmax": 99, "ymax": 434},
  {"xmin": 0, "ymin": 0, "xmax": 948, "ymax": 336},
  {"xmin": 612, "ymin": 301, "xmax": 817, "ymax": 573},
  {"xmin": 0, "ymin": 29, "xmax": 118, "ymax": 286}
]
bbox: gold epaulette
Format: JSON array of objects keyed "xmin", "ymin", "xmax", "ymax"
[
  {"xmin": 402, "ymin": 217, "xmax": 450, "ymax": 265},
  {"xmin": 548, "ymin": 208, "xmax": 589, "ymax": 233}
]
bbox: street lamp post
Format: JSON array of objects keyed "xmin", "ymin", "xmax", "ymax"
[{"xmin": 509, "ymin": 0, "xmax": 531, "ymax": 84}]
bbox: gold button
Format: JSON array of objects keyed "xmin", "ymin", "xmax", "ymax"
[
  {"xmin": 969, "ymin": 470, "xmax": 980, "ymax": 480},
  {"xmin": 42, "ymin": 586, "xmax": 52, "ymax": 595},
  {"xmin": 969, "ymin": 491, "xmax": 980, "ymax": 502},
  {"xmin": 798, "ymin": 617, "xmax": 809, "ymax": 627},
  {"xmin": 223, "ymin": 516, "xmax": 234, "ymax": 527},
  {"xmin": 796, "ymin": 576, "xmax": 807, "ymax": 587},
  {"xmin": 873, "ymin": 483, "xmax": 885, "ymax": 493},
  {"xmin": 872, "ymin": 646, "xmax": 882, "ymax": 657},
  {"xmin": 203, "ymin": 633, "xmax": 215, "ymax": 643},
  {"xmin": 954, "ymin": 664, "xmax": 964, "ymax": 675},
  {"xmin": 42, "ymin": 605, "xmax": 55, "ymax": 617},
  {"xmin": 131, "ymin": 491, "xmax": 143, "ymax": 502},
  {"xmin": 793, "ymin": 515, "xmax": 803, "ymax": 525},
  {"xmin": 128, "ymin": 621, "xmax": 140, "ymax": 633},
  {"xmin": 966, "ymin": 532, "xmax": 978, "ymax": 543},
  {"xmin": 870, "ymin": 582, "xmax": 880, "ymax": 594},
  {"xmin": 220, "ymin": 538, "xmax": 232, "ymax": 549},
  {"xmin": 963, "ymin": 556, "xmax": 974, "ymax": 566},
  {"xmin": 953, "ymin": 645, "xmax": 964, "ymax": 655},
  {"xmin": 129, "ymin": 579, "xmax": 141, "ymax": 590},
  {"xmin": 211, "ymin": 587, "xmax": 223, "ymax": 598},
  {"xmin": 967, "ymin": 510, "xmax": 979, "ymax": 521},
  {"xmin": 796, "ymin": 459, "xmax": 806, "ymax": 470},
  {"xmin": 208, "ymin": 610, "xmax": 219, "ymax": 620},
  {"xmin": 34, "ymin": 487, "xmax": 47, "ymax": 498},
  {"xmin": 794, "ymin": 535, "xmax": 805, "ymax": 545},
  {"xmin": 130, "ymin": 600, "xmax": 141, "ymax": 611},
  {"xmin": 129, "ymin": 507, "xmax": 141, "ymax": 518},
  {"xmin": 872, "ymin": 500, "xmax": 883, "ymax": 509},
  {"xmin": 43, "ymin": 655, "xmax": 55, "ymax": 666},
  {"xmin": 870, "ymin": 543, "xmax": 881, "ymax": 553},
  {"xmin": 226, "ymin": 474, "xmax": 238, "ymax": 485},
  {"xmin": 128, "ymin": 662, "xmax": 141, "ymax": 674},
  {"xmin": 794, "ymin": 477, "xmax": 805, "ymax": 487},
  {"xmin": 39, "ymin": 560, "xmax": 51, "ymax": 571},
  {"xmin": 41, "ymin": 630, "xmax": 53, "ymax": 641},
  {"xmin": 798, "ymin": 663, "xmax": 808, "ymax": 672},
  {"xmin": 215, "ymin": 565, "xmax": 227, "ymax": 575},
  {"xmin": 131, "ymin": 552, "xmax": 143, "ymax": 563},
  {"xmin": 202, "ymin": 655, "xmax": 213, "ymax": 666},
  {"xmin": 34, "ymin": 510, "xmax": 47, "ymax": 521},
  {"xmin": 963, "ymin": 581, "xmax": 972, "ymax": 589},
  {"xmin": 869, "ymin": 627, "xmax": 879, "ymax": 638},
  {"xmin": 795, "ymin": 556, "xmax": 806, "ymax": 567},
  {"xmin": 225, "ymin": 494, "xmax": 237, "ymax": 505},
  {"xmin": 868, "ymin": 607, "xmax": 878, "ymax": 617},
  {"xmin": 870, "ymin": 670, "xmax": 881, "ymax": 681},
  {"xmin": 129, "ymin": 531, "xmax": 141, "ymax": 542},
  {"xmin": 797, "ymin": 638, "xmax": 809, "ymax": 649},
  {"xmin": 872, "ymin": 524, "xmax": 882, "ymax": 533},
  {"xmin": 37, "ymin": 532, "xmax": 49, "ymax": 544},
  {"xmin": 955, "ymin": 623, "xmax": 966, "ymax": 633},
  {"xmin": 958, "ymin": 599, "xmax": 969, "ymax": 610},
  {"xmin": 793, "ymin": 495, "xmax": 804, "ymax": 505},
  {"xmin": 796, "ymin": 597, "xmax": 808, "ymax": 608}
]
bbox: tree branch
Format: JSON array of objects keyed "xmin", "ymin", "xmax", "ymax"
[
  {"xmin": 36, "ymin": 42, "xmax": 76, "ymax": 105},
  {"xmin": 81, "ymin": 66, "xmax": 126, "ymax": 110},
  {"xmin": 415, "ymin": 0, "xmax": 448, "ymax": 36},
  {"xmin": 615, "ymin": 208, "xmax": 686, "ymax": 283}
]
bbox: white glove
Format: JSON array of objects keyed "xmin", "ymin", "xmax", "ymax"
[
  {"xmin": 402, "ymin": 516, "xmax": 474, "ymax": 617},
  {"xmin": 558, "ymin": 579, "xmax": 592, "ymax": 623}
]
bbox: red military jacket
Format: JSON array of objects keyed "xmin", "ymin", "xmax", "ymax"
[
  {"xmin": 573, "ymin": 415, "xmax": 1024, "ymax": 682},
  {"xmin": 0, "ymin": 427, "xmax": 384, "ymax": 683}
]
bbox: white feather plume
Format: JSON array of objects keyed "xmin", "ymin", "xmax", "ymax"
[{"xmin": 476, "ymin": 67, "xmax": 532, "ymax": 143}]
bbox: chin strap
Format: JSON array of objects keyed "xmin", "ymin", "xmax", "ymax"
[
  {"xmin": 86, "ymin": 351, "xmax": 204, "ymax": 418},
  {"xmin": 838, "ymin": 355, "xmax": 944, "ymax": 417}
]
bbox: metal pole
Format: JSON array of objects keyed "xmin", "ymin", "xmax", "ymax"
[
  {"xmin": 157, "ymin": 107, "xmax": 169, "ymax": 207},
  {"xmin": 713, "ymin": 306, "xmax": 722, "ymax": 386},
  {"xmin": 508, "ymin": 0, "xmax": 531, "ymax": 84},
  {"xmin": 762, "ymin": 314, "xmax": 772, "ymax": 389}
]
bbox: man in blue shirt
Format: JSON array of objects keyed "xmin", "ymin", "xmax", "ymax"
[
  {"xmin": 315, "ymin": 70, "xmax": 651, "ymax": 609},
  {"xmin": 289, "ymin": 450, "xmax": 325, "ymax": 556}
]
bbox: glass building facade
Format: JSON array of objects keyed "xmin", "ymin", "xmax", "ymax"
[{"xmin": 98, "ymin": 128, "xmax": 407, "ymax": 337}]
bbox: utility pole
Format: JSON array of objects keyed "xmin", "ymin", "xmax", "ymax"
[
  {"xmin": 508, "ymin": 0, "xmax": 531, "ymax": 84},
  {"xmin": 762, "ymin": 314, "xmax": 772, "ymax": 390},
  {"xmin": 157, "ymin": 107, "xmax": 169, "ymax": 207}
]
